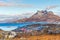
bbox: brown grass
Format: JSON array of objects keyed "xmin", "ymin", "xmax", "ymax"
[{"xmin": 12, "ymin": 34, "xmax": 60, "ymax": 40}]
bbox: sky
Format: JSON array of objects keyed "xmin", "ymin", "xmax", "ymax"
[{"xmin": 0, "ymin": 0, "xmax": 60, "ymax": 16}]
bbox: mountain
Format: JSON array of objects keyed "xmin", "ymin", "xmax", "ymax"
[
  {"xmin": 16, "ymin": 10, "xmax": 60, "ymax": 23},
  {"xmin": 16, "ymin": 18, "xmax": 28, "ymax": 22},
  {"xmin": 13, "ymin": 10, "xmax": 60, "ymax": 33}
]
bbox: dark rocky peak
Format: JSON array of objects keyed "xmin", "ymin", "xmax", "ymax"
[
  {"xmin": 35, "ymin": 10, "xmax": 54, "ymax": 15},
  {"xmin": 41, "ymin": 10, "xmax": 48, "ymax": 14},
  {"xmin": 34, "ymin": 10, "xmax": 49, "ymax": 16},
  {"xmin": 34, "ymin": 10, "xmax": 41, "ymax": 15}
]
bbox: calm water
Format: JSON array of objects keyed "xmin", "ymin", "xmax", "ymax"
[
  {"xmin": 0, "ymin": 22, "xmax": 49, "ymax": 26},
  {"xmin": 0, "ymin": 22, "xmax": 49, "ymax": 31}
]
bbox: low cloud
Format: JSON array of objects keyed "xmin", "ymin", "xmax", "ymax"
[
  {"xmin": 0, "ymin": 2, "xmax": 33, "ymax": 7},
  {"xmin": 46, "ymin": 5, "xmax": 59, "ymax": 10}
]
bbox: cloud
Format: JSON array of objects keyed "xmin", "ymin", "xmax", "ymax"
[
  {"xmin": 46, "ymin": 5, "xmax": 59, "ymax": 10},
  {"xmin": 0, "ymin": 0, "xmax": 21, "ymax": 2},
  {"xmin": 0, "ymin": 2, "xmax": 33, "ymax": 7}
]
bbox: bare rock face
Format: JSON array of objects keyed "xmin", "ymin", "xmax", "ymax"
[{"xmin": 16, "ymin": 10, "xmax": 60, "ymax": 23}]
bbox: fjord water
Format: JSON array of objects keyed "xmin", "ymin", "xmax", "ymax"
[
  {"xmin": 0, "ymin": 22, "xmax": 28, "ymax": 31},
  {"xmin": 0, "ymin": 22, "xmax": 48, "ymax": 31}
]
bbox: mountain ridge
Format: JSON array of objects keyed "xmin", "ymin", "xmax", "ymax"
[{"xmin": 16, "ymin": 10, "xmax": 60, "ymax": 23}]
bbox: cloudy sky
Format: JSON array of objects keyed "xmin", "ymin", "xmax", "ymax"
[{"xmin": 0, "ymin": 0, "xmax": 60, "ymax": 16}]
